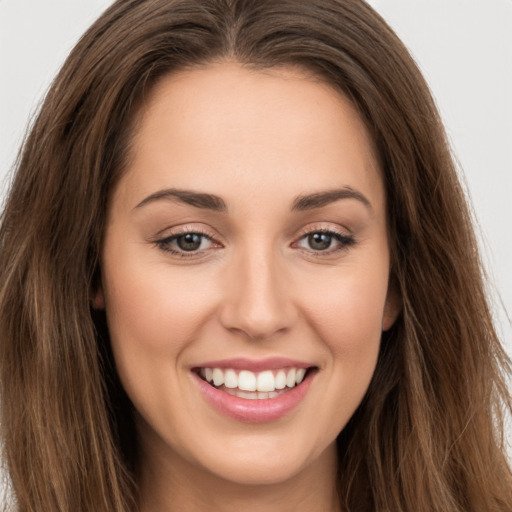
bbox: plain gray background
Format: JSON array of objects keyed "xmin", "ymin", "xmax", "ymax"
[{"xmin": 1, "ymin": 0, "xmax": 511, "ymax": 453}]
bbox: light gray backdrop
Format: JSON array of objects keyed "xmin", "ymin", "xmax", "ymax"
[{"xmin": 1, "ymin": 0, "xmax": 511, "ymax": 422}]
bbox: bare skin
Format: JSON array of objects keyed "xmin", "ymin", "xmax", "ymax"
[
  {"xmin": 97, "ymin": 62, "xmax": 398, "ymax": 511},
  {"xmin": 139, "ymin": 419, "xmax": 340, "ymax": 512}
]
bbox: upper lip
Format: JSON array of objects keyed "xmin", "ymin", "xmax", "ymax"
[{"xmin": 192, "ymin": 357, "xmax": 315, "ymax": 372}]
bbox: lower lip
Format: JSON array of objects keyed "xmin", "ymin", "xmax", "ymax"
[{"xmin": 193, "ymin": 370, "xmax": 315, "ymax": 423}]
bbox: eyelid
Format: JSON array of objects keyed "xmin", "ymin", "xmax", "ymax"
[
  {"xmin": 154, "ymin": 222, "xmax": 218, "ymax": 239},
  {"xmin": 294, "ymin": 222, "xmax": 352, "ymax": 238}
]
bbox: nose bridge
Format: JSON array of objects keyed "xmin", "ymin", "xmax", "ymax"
[{"xmin": 219, "ymin": 240, "xmax": 294, "ymax": 339}]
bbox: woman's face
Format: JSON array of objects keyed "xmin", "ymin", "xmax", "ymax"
[{"xmin": 98, "ymin": 63, "xmax": 398, "ymax": 488}]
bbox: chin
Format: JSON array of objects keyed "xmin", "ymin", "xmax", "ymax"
[
  {"xmin": 202, "ymin": 452, "xmax": 312, "ymax": 487},
  {"xmin": 187, "ymin": 430, "xmax": 336, "ymax": 488}
]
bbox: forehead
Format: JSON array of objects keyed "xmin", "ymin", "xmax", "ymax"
[{"xmin": 116, "ymin": 62, "xmax": 384, "ymax": 213}]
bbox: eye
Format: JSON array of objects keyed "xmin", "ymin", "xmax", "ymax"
[
  {"xmin": 155, "ymin": 230, "xmax": 217, "ymax": 256},
  {"xmin": 295, "ymin": 229, "xmax": 355, "ymax": 254}
]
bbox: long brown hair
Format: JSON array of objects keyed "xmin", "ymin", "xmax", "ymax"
[{"xmin": 1, "ymin": 1, "xmax": 510, "ymax": 510}]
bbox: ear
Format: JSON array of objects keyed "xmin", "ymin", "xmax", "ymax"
[
  {"xmin": 382, "ymin": 279, "xmax": 401, "ymax": 331},
  {"xmin": 91, "ymin": 279, "xmax": 105, "ymax": 309}
]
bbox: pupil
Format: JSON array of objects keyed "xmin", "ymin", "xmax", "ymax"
[
  {"xmin": 177, "ymin": 233, "xmax": 202, "ymax": 251},
  {"xmin": 308, "ymin": 232, "xmax": 332, "ymax": 250}
]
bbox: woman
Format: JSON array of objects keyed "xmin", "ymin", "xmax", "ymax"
[{"xmin": 0, "ymin": 1, "xmax": 510, "ymax": 511}]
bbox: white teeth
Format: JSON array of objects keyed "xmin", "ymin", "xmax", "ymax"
[
  {"xmin": 212, "ymin": 368, "xmax": 224, "ymax": 387},
  {"xmin": 295, "ymin": 368, "xmax": 306, "ymax": 385},
  {"xmin": 201, "ymin": 366, "xmax": 310, "ymax": 397},
  {"xmin": 275, "ymin": 370, "xmax": 287, "ymax": 389},
  {"xmin": 224, "ymin": 388, "xmax": 285, "ymax": 399},
  {"xmin": 238, "ymin": 370, "xmax": 257, "ymax": 391},
  {"xmin": 238, "ymin": 390, "xmax": 258, "ymax": 400},
  {"xmin": 224, "ymin": 369, "xmax": 238, "ymax": 389},
  {"xmin": 256, "ymin": 370, "xmax": 275, "ymax": 392},
  {"xmin": 286, "ymin": 368, "xmax": 296, "ymax": 388}
]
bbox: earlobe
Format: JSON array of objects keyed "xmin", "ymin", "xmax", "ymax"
[
  {"xmin": 91, "ymin": 283, "xmax": 105, "ymax": 309},
  {"xmin": 382, "ymin": 283, "xmax": 401, "ymax": 331}
]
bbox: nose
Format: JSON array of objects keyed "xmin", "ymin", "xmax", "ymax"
[{"xmin": 218, "ymin": 246, "xmax": 297, "ymax": 340}]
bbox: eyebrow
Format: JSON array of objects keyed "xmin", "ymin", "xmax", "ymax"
[
  {"xmin": 134, "ymin": 186, "xmax": 372, "ymax": 213},
  {"xmin": 135, "ymin": 188, "xmax": 228, "ymax": 212},
  {"xmin": 291, "ymin": 187, "xmax": 373, "ymax": 212}
]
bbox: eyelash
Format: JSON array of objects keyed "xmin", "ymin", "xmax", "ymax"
[
  {"xmin": 154, "ymin": 227, "xmax": 356, "ymax": 259},
  {"xmin": 293, "ymin": 227, "xmax": 356, "ymax": 256},
  {"xmin": 155, "ymin": 227, "xmax": 219, "ymax": 258}
]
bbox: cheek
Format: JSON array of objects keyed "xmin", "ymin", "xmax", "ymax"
[
  {"xmin": 100, "ymin": 257, "xmax": 219, "ymax": 422},
  {"xmin": 295, "ymin": 266, "xmax": 387, "ymax": 434},
  {"xmin": 300, "ymin": 266, "xmax": 389, "ymax": 354},
  {"xmin": 103, "ymin": 260, "xmax": 215, "ymax": 355}
]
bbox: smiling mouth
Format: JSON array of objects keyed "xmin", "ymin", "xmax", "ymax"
[{"xmin": 195, "ymin": 366, "xmax": 315, "ymax": 400}]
